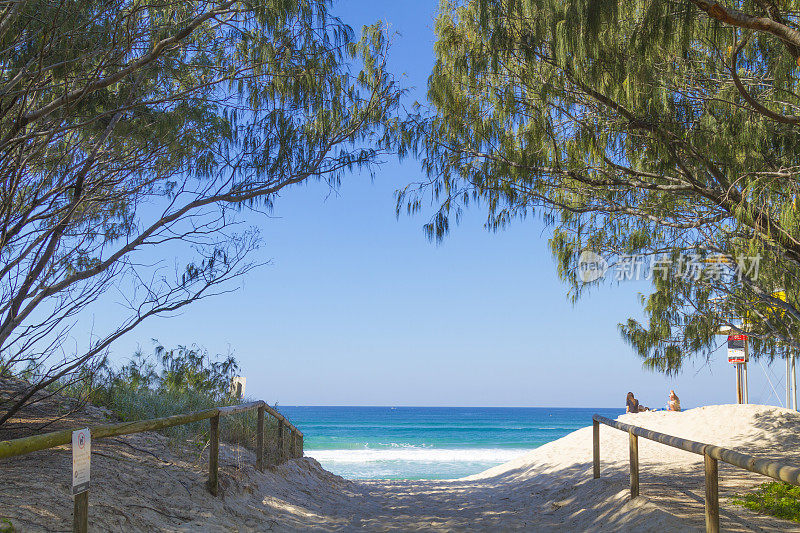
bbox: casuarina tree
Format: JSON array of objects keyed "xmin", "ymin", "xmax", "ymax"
[
  {"xmin": 401, "ymin": 0, "xmax": 800, "ymax": 372},
  {"xmin": 0, "ymin": 0, "xmax": 405, "ymax": 424}
]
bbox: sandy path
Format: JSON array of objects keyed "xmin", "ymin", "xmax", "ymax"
[{"xmin": 2, "ymin": 404, "xmax": 800, "ymax": 531}]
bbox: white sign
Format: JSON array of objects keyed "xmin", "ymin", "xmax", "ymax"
[{"xmin": 72, "ymin": 428, "xmax": 91, "ymax": 495}]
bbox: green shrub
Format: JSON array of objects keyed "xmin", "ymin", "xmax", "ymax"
[
  {"xmin": 92, "ymin": 343, "xmax": 238, "ymax": 404},
  {"xmin": 96, "ymin": 344, "xmax": 278, "ymax": 448},
  {"xmin": 6, "ymin": 342, "xmax": 281, "ymax": 453},
  {"xmin": 732, "ymin": 481, "xmax": 800, "ymax": 522},
  {"xmin": 42, "ymin": 342, "xmax": 274, "ymax": 449},
  {"xmin": 102, "ymin": 386, "xmax": 274, "ymax": 449}
]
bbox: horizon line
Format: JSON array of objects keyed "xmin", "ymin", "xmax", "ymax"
[{"xmin": 271, "ymin": 405, "xmax": 624, "ymax": 410}]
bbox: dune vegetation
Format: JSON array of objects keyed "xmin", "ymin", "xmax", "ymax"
[
  {"xmin": 733, "ymin": 481, "xmax": 800, "ymax": 523},
  {"xmin": 12, "ymin": 342, "xmax": 272, "ymax": 449}
]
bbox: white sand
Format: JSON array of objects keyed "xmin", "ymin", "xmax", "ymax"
[{"xmin": 3, "ymin": 404, "xmax": 800, "ymax": 531}]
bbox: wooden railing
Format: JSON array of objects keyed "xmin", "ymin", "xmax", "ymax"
[
  {"xmin": 0, "ymin": 400, "xmax": 304, "ymax": 532},
  {"xmin": 593, "ymin": 414, "xmax": 800, "ymax": 533}
]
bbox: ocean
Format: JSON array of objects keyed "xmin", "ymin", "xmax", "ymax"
[{"xmin": 279, "ymin": 406, "xmax": 624, "ymax": 479}]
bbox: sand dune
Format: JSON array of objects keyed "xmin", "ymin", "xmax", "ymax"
[{"xmin": 2, "ymin": 404, "xmax": 800, "ymax": 531}]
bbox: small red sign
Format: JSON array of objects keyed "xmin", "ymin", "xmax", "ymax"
[{"xmin": 727, "ymin": 334, "xmax": 748, "ymax": 363}]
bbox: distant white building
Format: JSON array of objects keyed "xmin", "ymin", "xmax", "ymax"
[{"xmin": 230, "ymin": 376, "xmax": 246, "ymax": 399}]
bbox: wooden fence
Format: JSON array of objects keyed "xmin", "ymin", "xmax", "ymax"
[
  {"xmin": 593, "ymin": 414, "xmax": 800, "ymax": 533},
  {"xmin": 0, "ymin": 400, "xmax": 304, "ymax": 532}
]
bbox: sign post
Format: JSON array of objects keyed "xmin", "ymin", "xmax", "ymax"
[
  {"xmin": 787, "ymin": 354, "xmax": 792, "ymax": 409},
  {"xmin": 794, "ymin": 352, "xmax": 798, "ymax": 411},
  {"xmin": 787, "ymin": 349, "xmax": 797, "ymax": 411},
  {"xmin": 728, "ymin": 335, "xmax": 749, "ymax": 404},
  {"xmin": 739, "ymin": 340, "xmax": 749, "ymax": 404},
  {"xmin": 72, "ymin": 428, "xmax": 91, "ymax": 533}
]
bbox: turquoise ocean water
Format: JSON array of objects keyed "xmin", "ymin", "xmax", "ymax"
[{"xmin": 279, "ymin": 406, "xmax": 623, "ymax": 479}]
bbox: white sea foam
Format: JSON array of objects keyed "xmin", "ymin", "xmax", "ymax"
[{"xmin": 306, "ymin": 447, "xmax": 531, "ymax": 464}]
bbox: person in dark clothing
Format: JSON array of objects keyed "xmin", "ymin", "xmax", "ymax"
[{"xmin": 626, "ymin": 392, "xmax": 648, "ymax": 413}]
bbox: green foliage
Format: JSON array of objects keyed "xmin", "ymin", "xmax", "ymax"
[
  {"xmin": 89, "ymin": 343, "xmax": 265, "ymax": 445},
  {"xmin": 0, "ymin": 0, "xmax": 408, "ymax": 426},
  {"xmin": 732, "ymin": 482, "xmax": 800, "ymax": 522},
  {"xmin": 93, "ymin": 344, "xmax": 238, "ymax": 405},
  {"xmin": 401, "ymin": 0, "xmax": 800, "ymax": 373},
  {"xmin": 0, "ymin": 517, "xmax": 12, "ymax": 533},
  {"xmin": 23, "ymin": 342, "xmax": 262, "ymax": 447},
  {"xmin": 95, "ymin": 385, "xmax": 266, "ymax": 447}
]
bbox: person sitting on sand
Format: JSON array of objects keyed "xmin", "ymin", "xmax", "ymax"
[
  {"xmin": 668, "ymin": 390, "xmax": 681, "ymax": 412},
  {"xmin": 626, "ymin": 392, "xmax": 648, "ymax": 413}
]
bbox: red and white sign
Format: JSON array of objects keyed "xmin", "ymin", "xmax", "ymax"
[{"xmin": 728, "ymin": 334, "xmax": 748, "ymax": 364}]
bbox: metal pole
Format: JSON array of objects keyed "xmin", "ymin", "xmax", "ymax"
[
  {"xmin": 736, "ymin": 364, "xmax": 743, "ymax": 404},
  {"xmin": 788, "ymin": 353, "xmax": 792, "ymax": 409},
  {"xmin": 743, "ymin": 362, "xmax": 749, "ymax": 404},
  {"xmin": 792, "ymin": 352, "xmax": 797, "ymax": 411},
  {"xmin": 743, "ymin": 339, "xmax": 749, "ymax": 404}
]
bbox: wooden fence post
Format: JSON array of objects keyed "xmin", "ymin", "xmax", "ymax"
[
  {"xmin": 593, "ymin": 419, "xmax": 600, "ymax": 479},
  {"xmin": 277, "ymin": 420, "xmax": 285, "ymax": 463},
  {"xmin": 73, "ymin": 491, "xmax": 88, "ymax": 533},
  {"xmin": 629, "ymin": 431, "xmax": 639, "ymax": 499},
  {"xmin": 289, "ymin": 429, "xmax": 297, "ymax": 458},
  {"xmin": 298, "ymin": 433, "xmax": 304, "ymax": 458},
  {"xmin": 704, "ymin": 452, "xmax": 720, "ymax": 533},
  {"xmin": 207, "ymin": 414, "xmax": 219, "ymax": 496},
  {"xmin": 256, "ymin": 406, "xmax": 265, "ymax": 472}
]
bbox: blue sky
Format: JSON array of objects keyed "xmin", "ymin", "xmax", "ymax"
[{"xmin": 89, "ymin": 0, "xmax": 794, "ymax": 409}]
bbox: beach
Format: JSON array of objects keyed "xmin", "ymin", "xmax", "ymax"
[
  {"xmin": 3, "ymin": 403, "xmax": 800, "ymax": 531},
  {"xmin": 6, "ymin": 0, "xmax": 800, "ymax": 529}
]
